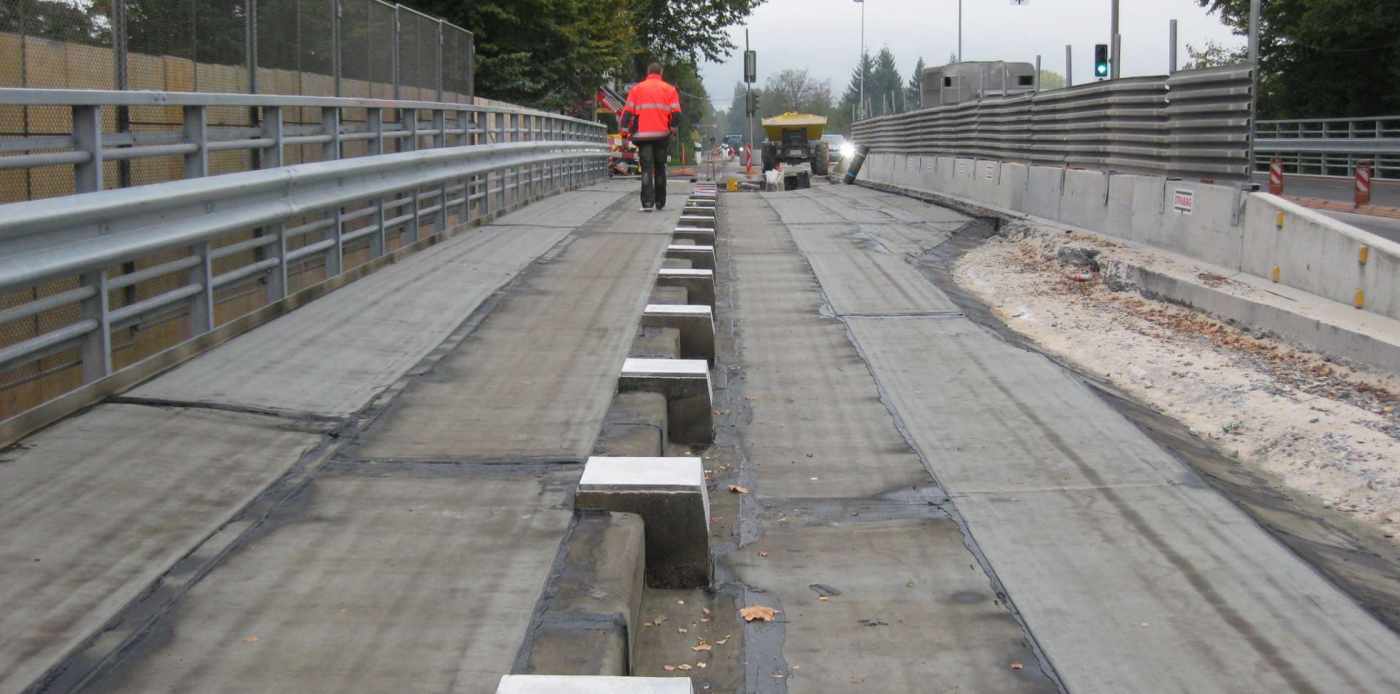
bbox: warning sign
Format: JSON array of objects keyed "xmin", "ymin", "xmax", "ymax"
[{"xmin": 1172, "ymin": 189, "xmax": 1195, "ymax": 215}]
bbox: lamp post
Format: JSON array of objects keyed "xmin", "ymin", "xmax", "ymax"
[{"xmin": 854, "ymin": 0, "xmax": 865, "ymax": 120}]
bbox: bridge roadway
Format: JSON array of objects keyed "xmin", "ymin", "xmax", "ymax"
[{"xmin": 2, "ymin": 176, "xmax": 1399, "ymax": 692}]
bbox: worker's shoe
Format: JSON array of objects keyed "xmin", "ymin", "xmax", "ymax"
[{"xmin": 640, "ymin": 205, "xmax": 654, "ymax": 213}]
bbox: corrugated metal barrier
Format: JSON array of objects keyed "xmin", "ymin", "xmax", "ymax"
[{"xmin": 851, "ymin": 64, "xmax": 1253, "ymax": 182}]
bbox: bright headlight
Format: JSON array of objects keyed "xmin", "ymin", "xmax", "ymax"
[{"xmin": 839, "ymin": 142, "xmax": 856, "ymax": 159}]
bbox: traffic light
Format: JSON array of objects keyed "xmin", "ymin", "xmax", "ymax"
[
  {"xmin": 746, "ymin": 91, "xmax": 760, "ymax": 116},
  {"xmin": 1094, "ymin": 44, "xmax": 1110, "ymax": 79},
  {"xmin": 744, "ymin": 50, "xmax": 757, "ymax": 84}
]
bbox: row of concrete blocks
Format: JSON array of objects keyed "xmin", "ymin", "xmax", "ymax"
[{"xmin": 505, "ymin": 183, "xmax": 721, "ymax": 692}]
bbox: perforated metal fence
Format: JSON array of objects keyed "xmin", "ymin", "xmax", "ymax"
[{"xmin": 851, "ymin": 64, "xmax": 1254, "ymax": 182}]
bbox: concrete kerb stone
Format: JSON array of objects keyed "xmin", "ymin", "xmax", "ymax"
[
  {"xmin": 641, "ymin": 304, "xmax": 715, "ymax": 364},
  {"xmin": 617, "ymin": 358, "xmax": 714, "ymax": 445},
  {"xmin": 656, "ymin": 268, "xmax": 715, "ymax": 307},
  {"xmin": 519, "ymin": 511, "xmax": 646, "ymax": 677},
  {"xmin": 677, "ymin": 214, "xmax": 715, "ymax": 229},
  {"xmin": 664, "ymin": 244, "xmax": 715, "ymax": 270},
  {"xmin": 576, "ymin": 456, "xmax": 712, "ymax": 589},
  {"xmin": 672, "ymin": 226, "xmax": 715, "ymax": 245},
  {"xmin": 499, "ymin": 675, "xmax": 694, "ymax": 693}
]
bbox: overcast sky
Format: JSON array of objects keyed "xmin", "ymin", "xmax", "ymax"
[{"xmin": 701, "ymin": 0, "xmax": 1246, "ymax": 111}]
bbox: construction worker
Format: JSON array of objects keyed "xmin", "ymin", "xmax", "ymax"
[{"xmin": 621, "ymin": 62, "xmax": 682, "ymax": 212}]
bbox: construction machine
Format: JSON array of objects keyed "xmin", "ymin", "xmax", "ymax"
[
  {"xmin": 595, "ymin": 85, "xmax": 640, "ymax": 176},
  {"xmin": 760, "ymin": 112, "xmax": 830, "ymax": 176}
]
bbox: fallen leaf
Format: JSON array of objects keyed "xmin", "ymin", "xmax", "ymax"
[
  {"xmin": 818, "ymin": 596, "xmax": 829, "ymax": 602},
  {"xmin": 653, "ymin": 615, "xmax": 667, "ymax": 626},
  {"xmin": 678, "ymin": 664, "xmax": 693, "ymax": 671},
  {"xmin": 715, "ymin": 638, "xmax": 729, "ymax": 645},
  {"xmin": 697, "ymin": 662, "xmax": 708, "ymax": 669},
  {"xmin": 242, "ymin": 635, "xmax": 258, "ymax": 643},
  {"xmin": 1010, "ymin": 662, "xmax": 1024, "ymax": 671},
  {"xmin": 740, "ymin": 605, "xmax": 777, "ymax": 622},
  {"xmin": 702, "ymin": 608, "xmax": 712, "ymax": 617},
  {"xmin": 663, "ymin": 665, "xmax": 676, "ymax": 672},
  {"xmin": 692, "ymin": 643, "xmax": 713, "ymax": 652},
  {"xmin": 677, "ymin": 600, "xmax": 686, "ymax": 605},
  {"xmin": 728, "ymin": 484, "xmax": 750, "ymax": 494},
  {"xmin": 758, "ymin": 550, "xmax": 768, "ymax": 558},
  {"xmin": 678, "ymin": 627, "xmax": 688, "ymax": 633}
]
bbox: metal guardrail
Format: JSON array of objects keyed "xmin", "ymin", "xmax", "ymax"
[
  {"xmin": 850, "ymin": 64, "xmax": 1253, "ymax": 181},
  {"xmin": 0, "ymin": 88, "xmax": 607, "ymax": 402},
  {"xmin": 1253, "ymin": 116, "xmax": 1400, "ymax": 179}
]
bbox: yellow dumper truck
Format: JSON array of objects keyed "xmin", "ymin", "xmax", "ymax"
[{"xmin": 760, "ymin": 112, "xmax": 830, "ymax": 176}]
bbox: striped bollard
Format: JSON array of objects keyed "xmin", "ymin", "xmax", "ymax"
[
  {"xmin": 1268, "ymin": 157, "xmax": 1284, "ymax": 195},
  {"xmin": 1355, "ymin": 162, "xmax": 1372, "ymax": 208}
]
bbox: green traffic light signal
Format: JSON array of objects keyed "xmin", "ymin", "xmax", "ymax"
[{"xmin": 1094, "ymin": 44, "xmax": 1110, "ymax": 78}]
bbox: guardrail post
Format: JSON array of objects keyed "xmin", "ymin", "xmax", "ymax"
[
  {"xmin": 433, "ymin": 109, "xmax": 447, "ymax": 233},
  {"xmin": 73, "ymin": 105, "xmax": 103, "ymax": 193},
  {"xmin": 183, "ymin": 105, "xmax": 209, "ymax": 178},
  {"xmin": 190, "ymin": 242, "xmax": 215, "ymax": 336},
  {"xmin": 499, "ymin": 112, "xmax": 509, "ymax": 211},
  {"xmin": 404, "ymin": 107, "xmax": 418, "ymax": 152},
  {"xmin": 476, "ymin": 110, "xmax": 489, "ymax": 221},
  {"xmin": 456, "ymin": 110, "xmax": 470, "ymax": 223},
  {"xmin": 368, "ymin": 107, "xmax": 386, "ymax": 258},
  {"xmin": 260, "ymin": 106, "xmax": 288, "ymax": 303},
  {"xmin": 78, "ymin": 270, "xmax": 112, "ymax": 383},
  {"xmin": 322, "ymin": 106, "xmax": 344, "ymax": 276}
]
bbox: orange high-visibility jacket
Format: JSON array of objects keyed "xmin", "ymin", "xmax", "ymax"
[{"xmin": 622, "ymin": 74, "xmax": 681, "ymax": 142}]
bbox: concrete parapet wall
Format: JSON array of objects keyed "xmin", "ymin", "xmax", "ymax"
[{"xmin": 861, "ymin": 152, "xmax": 1400, "ymax": 322}]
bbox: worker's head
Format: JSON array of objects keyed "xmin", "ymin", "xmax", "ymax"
[{"xmin": 647, "ymin": 62, "xmax": 663, "ymax": 77}]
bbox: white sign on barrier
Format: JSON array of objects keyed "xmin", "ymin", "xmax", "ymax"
[{"xmin": 1172, "ymin": 189, "xmax": 1195, "ymax": 215}]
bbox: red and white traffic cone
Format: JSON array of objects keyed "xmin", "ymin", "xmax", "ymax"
[
  {"xmin": 1268, "ymin": 157, "xmax": 1284, "ymax": 195},
  {"xmin": 1355, "ymin": 162, "xmax": 1373, "ymax": 208}
]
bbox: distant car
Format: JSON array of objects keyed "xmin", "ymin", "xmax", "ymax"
[{"xmin": 821, "ymin": 134, "xmax": 856, "ymax": 163}]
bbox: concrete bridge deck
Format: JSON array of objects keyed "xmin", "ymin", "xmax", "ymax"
[{"xmin": 3, "ymin": 176, "xmax": 1399, "ymax": 693}]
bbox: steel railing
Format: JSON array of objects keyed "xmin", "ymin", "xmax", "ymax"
[
  {"xmin": 0, "ymin": 87, "xmax": 608, "ymax": 408},
  {"xmin": 1253, "ymin": 116, "xmax": 1400, "ymax": 180},
  {"xmin": 850, "ymin": 64, "xmax": 1254, "ymax": 181}
]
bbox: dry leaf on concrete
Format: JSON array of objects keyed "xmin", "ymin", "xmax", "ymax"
[
  {"xmin": 728, "ymin": 484, "xmax": 750, "ymax": 494},
  {"xmin": 692, "ymin": 642, "xmax": 713, "ymax": 652},
  {"xmin": 740, "ymin": 605, "xmax": 777, "ymax": 622}
]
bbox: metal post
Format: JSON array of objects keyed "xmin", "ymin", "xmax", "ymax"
[
  {"xmin": 247, "ymin": 0, "xmax": 258, "ymax": 94},
  {"xmin": 1065, "ymin": 44, "xmax": 1073, "ymax": 87},
  {"xmin": 331, "ymin": 0, "xmax": 341, "ymax": 96},
  {"xmin": 1112, "ymin": 33, "xmax": 1122, "ymax": 80},
  {"xmin": 1110, "ymin": 0, "xmax": 1120, "ymax": 78},
  {"xmin": 73, "ymin": 105, "xmax": 104, "ymax": 193},
  {"xmin": 392, "ymin": 5, "xmax": 401, "ymax": 100},
  {"xmin": 1034, "ymin": 55, "xmax": 1041, "ymax": 92},
  {"xmin": 957, "ymin": 0, "xmax": 962, "ymax": 62},
  {"xmin": 1169, "ymin": 19, "xmax": 1179, "ymax": 74},
  {"xmin": 858, "ymin": 6, "xmax": 865, "ymax": 118},
  {"xmin": 183, "ymin": 106, "xmax": 209, "ymax": 178},
  {"xmin": 436, "ymin": 19, "xmax": 445, "ymax": 103},
  {"xmin": 1247, "ymin": 0, "xmax": 1261, "ymax": 185},
  {"xmin": 369, "ymin": 107, "xmax": 386, "ymax": 258},
  {"xmin": 189, "ymin": 241, "xmax": 215, "ymax": 336},
  {"xmin": 476, "ymin": 110, "xmax": 489, "ymax": 221},
  {"xmin": 78, "ymin": 270, "xmax": 112, "ymax": 383},
  {"xmin": 113, "ymin": 0, "xmax": 128, "ymax": 90},
  {"xmin": 322, "ymin": 106, "xmax": 343, "ymax": 275},
  {"xmin": 261, "ymin": 106, "xmax": 287, "ymax": 301},
  {"xmin": 433, "ymin": 109, "xmax": 446, "ymax": 233}
]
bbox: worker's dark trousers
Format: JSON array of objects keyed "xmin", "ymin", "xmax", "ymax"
[{"xmin": 637, "ymin": 138, "xmax": 669, "ymax": 209}]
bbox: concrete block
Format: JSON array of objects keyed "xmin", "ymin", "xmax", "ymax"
[
  {"xmin": 519, "ymin": 512, "xmax": 645, "ymax": 676},
  {"xmin": 576, "ymin": 456, "xmax": 711, "ymax": 589},
  {"xmin": 498, "ymin": 675, "xmax": 693, "ymax": 694},
  {"xmin": 665, "ymin": 244, "xmax": 715, "ymax": 270},
  {"xmin": 1156, "ymin": 181, "xmax": 1244, "ymax": 268},
  {"xmin": 672, "ymin": 226, "xmax": 715, "ymax": 245},
  {"xmin": 1059, "ymin": 169, "xmax": 1110, "ymax": 234},
  {"xmin": 661, "ymin": 258, "xmax": 693, "ymax": 269},
  {"xmin": 677, "ymin": 214, "xmax": 714, "ymax": 229},
  {"xmin": 649, "ymin": 285, "xmax": 688, "ymax": 305},
  {"xmin": 1023, "ymin": 165, "xmax": 1065, "ymax": 220},
  {"xmin": 631, "ymin": 326, "xmax": 682, "ymax": 359},
  {"xmin": 595, "ymin": 391, "xmax": 668, "ymax": 457},
  {"xmin": 656, "ymin": 268, "xmax": 715, "ymax": 307},
  {"xmin": 642, "ymin": 304, "xmax": 716, "ymax": 363},
  {"xmin": 998, "ymin": 163, "xmax": 1028, "ymax": 212},
  {"xmin": 618, "ymin": 358, "xmax": 713, "ymax": 445}
]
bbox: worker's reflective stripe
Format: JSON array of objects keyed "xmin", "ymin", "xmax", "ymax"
[
  {"xmin": 632, "ymin": 103, "xmax": 673, "ymax": 110},
  {"xmin": 631, "ymin": 129, "xmax": 670, "ymax": 140}
]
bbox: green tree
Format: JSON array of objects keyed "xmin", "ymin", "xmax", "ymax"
[
  {"xmin": 871, "ymin": 47, "xmax": 902, "ymax": 116},
  {"xmin": 761, "ymin": 69, "xmax": 832, "ymax": 116},
  {"xmin": 1182, "ymin": 40, "xmax": 1246, "ymax": 70},
  {"xmin": 906, "ymin": 57, "xmax": 926, "ymax": 110},
  {"xmin": 836, "ymin": 52, "xmax": 874, "ymax": 128},
  {"xmin": 628, "ymin": 0, "xmax": 766, "ymax": 77},
  {"xmin": 1196, "ymin": 0, "xmax": 1400, "ymax": 117}
]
